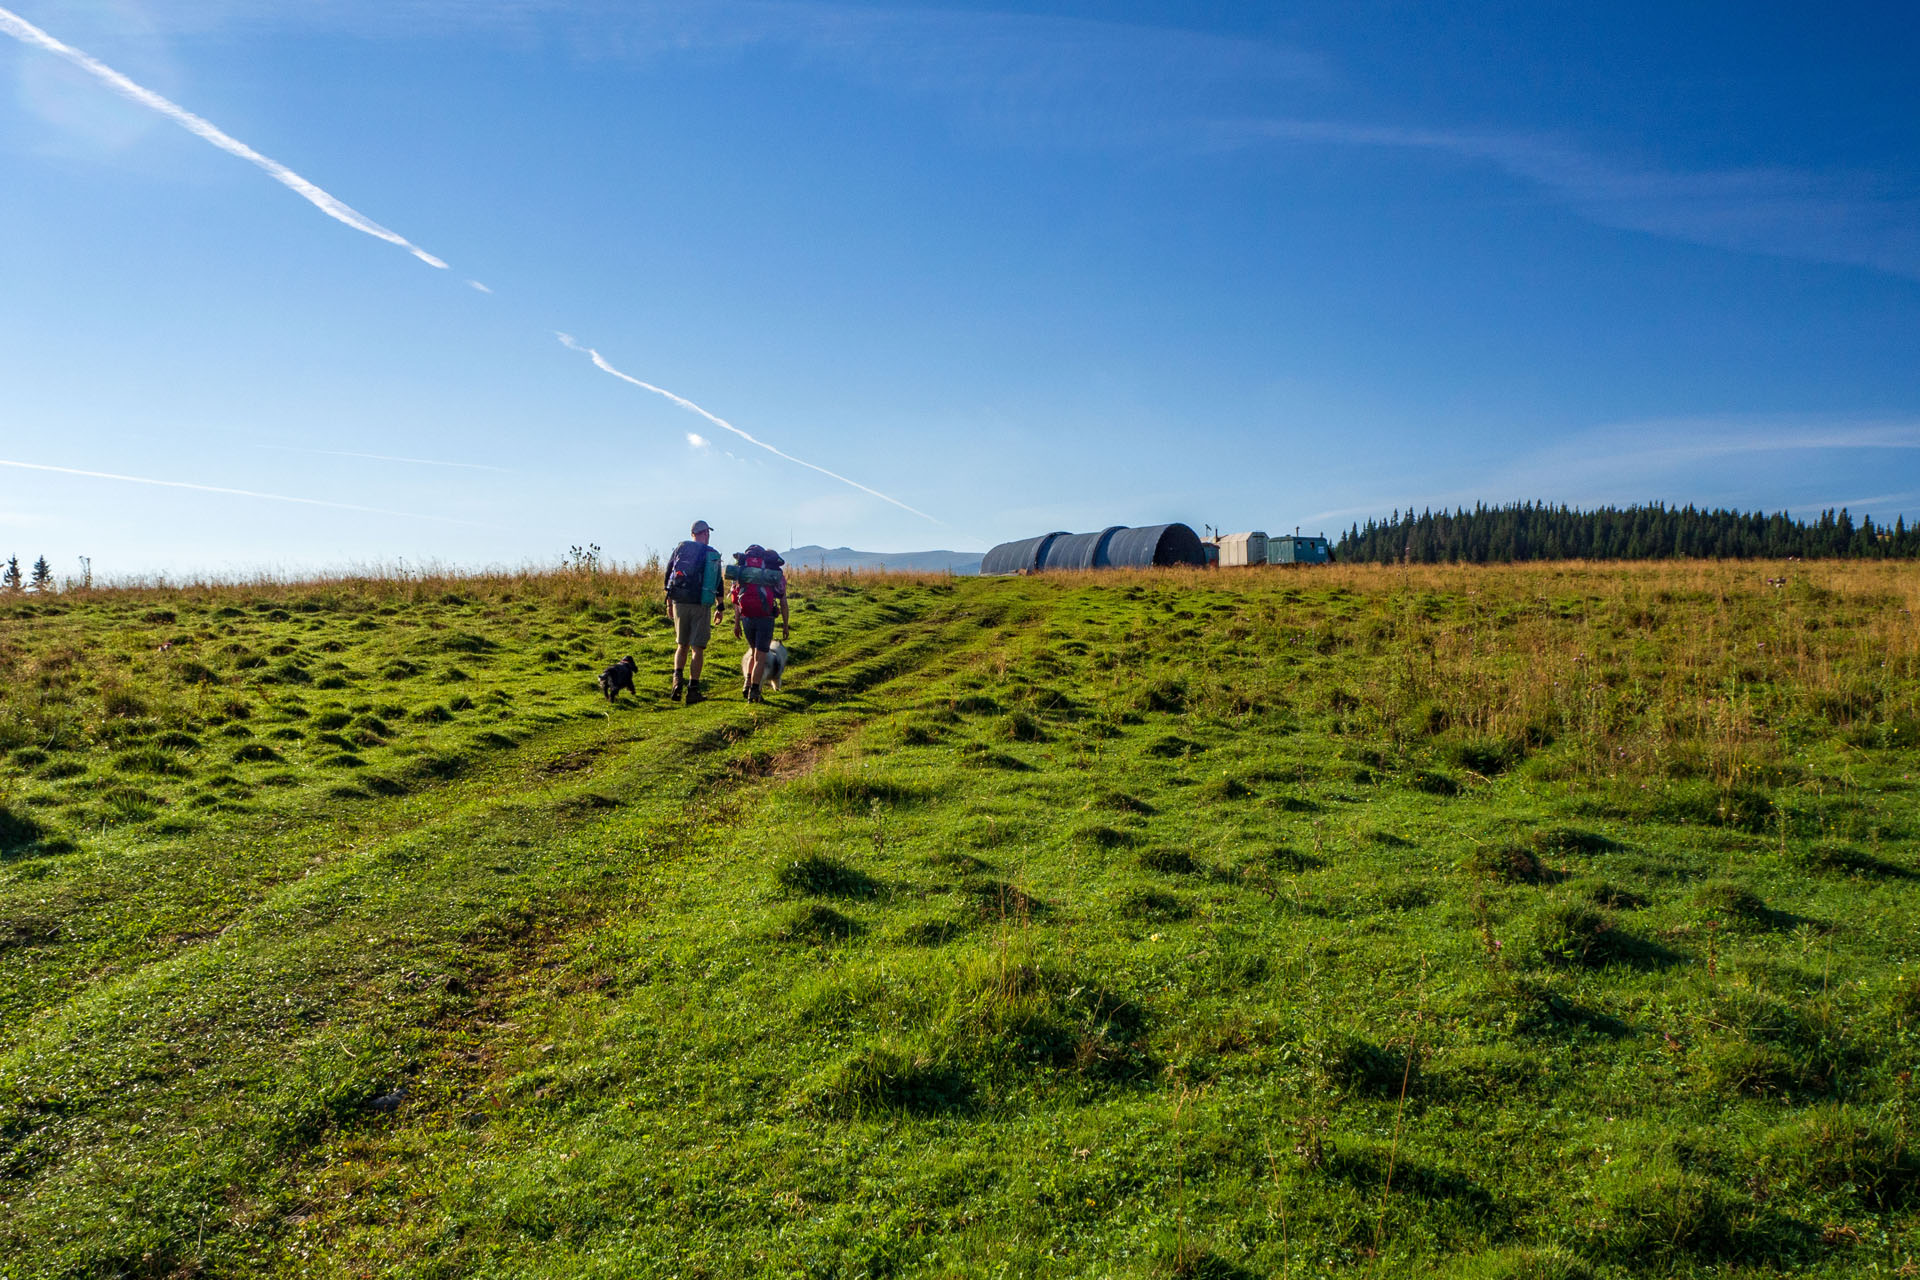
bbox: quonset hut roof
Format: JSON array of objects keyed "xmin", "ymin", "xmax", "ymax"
[
  {"xmin": 1043, "ymin": 526, "xmax": 1125, "ymax": 571},
  {"xmin": 1104, "ymin": 523, "xmax": 1207, "ymax": 568},
  {"xmin": 981, "ymin": 523, "xmax": 1207, "ymax": 573},
  {"xmin": 979, "ymin": 531, "xmax": 1069, "ymax": 576}
]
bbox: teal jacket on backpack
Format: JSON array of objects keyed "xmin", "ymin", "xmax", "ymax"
[{"xmin": 665, "ymin": 542, "xmax": 724, "ymax": 608}]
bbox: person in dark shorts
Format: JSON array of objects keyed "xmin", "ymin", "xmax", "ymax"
[
  {"xmin": 662, "ymin": 520, "xmax": 724, "ymax": 704},
  {"xmin": 729, "ymin": 545, "xmax": 789, "ymax": 702}
]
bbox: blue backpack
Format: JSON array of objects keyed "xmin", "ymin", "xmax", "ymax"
[{"xmin": 664, "ymin": 541, "xmax": 708, "ymax": 603}]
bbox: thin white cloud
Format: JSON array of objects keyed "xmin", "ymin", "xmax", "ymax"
[
  {"xmin": 0, "ymin": 458, "xmax": 489, "ymax": 525},
  {"xmin": 1296, "ymin": 414, "xmax": 1920, "ymax": 528},
  {"xmin": 1228, "ymin": 118, "xmax": 1920, "ymax": 284},
  {"xmin": 1488, "ymin": 416, "xmax": 1920, "ymax": 501},
  {"xmin": 0, "ymin": 5, "xmax": 450, "ymax": 269},
  {"xmin": 609, "ymin": 3, "xmax": 1337, "ymax": 123},
  {"xmin": 253, "ymin": 444, "xmax": 510, "ymax": 473},
  {"xmin": 130, "ymin": 2, "xmax": 1332, "ymax": 95},
  {"xmin": 56, "ymin": 3, "xmax": 1914, "ymax": 285},
  {"xmin": 1798, "ymin": 490, "xmax": 1920, "ymax": 514},
  {"xmin": 686, "ymin": 432, "xmax": 709, "ymax": 450},
  {"xmin": 556, "ymin": 333, "xmax": 942, "ymax": 525},
  {"xmin": 5, "ymin": 4, "xmax": 957, "ymax": 537}
]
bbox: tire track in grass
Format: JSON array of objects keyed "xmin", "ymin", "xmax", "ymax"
[
  {"xmin": 240, "ymin": 595, "xmax": 1023, "ymax": 1267},
  {"xmin": 278, "ymin": 591, "xmax": 1111, "ymax": 1275},
  {"xmin": 0, "ymin": 583, "xmax": 1008, "ymax": 1274},
  {"xmin": 0, "ymin": 708, "xmax": 811, "ymax": 1269},
  {"xmin": 0, "ymin": 698, "xmax": 684, "ymax": 1036},
  {"xmin": 0, "ymin": 589, "xmax": 980, "ymax": 1037}
]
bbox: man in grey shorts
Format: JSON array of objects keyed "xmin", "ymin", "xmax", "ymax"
[{"xmin": 662, "ymin": 519, "xmax": 725, "ymax": 704}]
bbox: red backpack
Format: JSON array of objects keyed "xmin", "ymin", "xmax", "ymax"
[{"xmin": 730, "ymin": 546, "xmax": 784, "ymax": 619}]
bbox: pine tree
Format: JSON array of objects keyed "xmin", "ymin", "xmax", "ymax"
[
  {"xmin": 1, "ymin": 556, "xmax": 19, "ymax": 592},
  {"xmin": 28, "ymin": 555, "xmax": 53, "ymax": 593}
]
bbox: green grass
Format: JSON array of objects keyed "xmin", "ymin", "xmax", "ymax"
[{"xmin": 1, "ymin": 560, "xmax": 1917, "ymax": 1277}]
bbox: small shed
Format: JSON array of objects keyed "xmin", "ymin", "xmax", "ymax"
[
  {"xmin": 1215, "ymin": 531, "xmax": 1268, "ymax": 567},
  {"xmin": 1269, "ymin": 535, "xmax": 1333, "ymax": 565},
  {"xmin": 980, "ymin": 531, "xmax": 1069, "ymax": 575}
]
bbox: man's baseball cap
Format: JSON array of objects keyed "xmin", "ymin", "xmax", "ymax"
[{"xmin": 691, "ymin": 519, "xmax": 713, "ymax": 535}]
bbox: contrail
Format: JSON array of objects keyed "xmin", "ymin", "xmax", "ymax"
[
  {"xmin": 253, "ymin": 444, "xmax": 511, "ymax": 473},
  {"xmin": 3, "ymin": 8, "xmax": 951, "ymax": 532},
  {"xmin": 0, "ymin": 459, "xmax": 489, "ymax": 525},
  {"xmin": 0, "ymin": 5, "xmax": 449, "ymax": 270},
  {"xmin": 556, "ymin": 334, "xmax": 941, "ymax": 525}
]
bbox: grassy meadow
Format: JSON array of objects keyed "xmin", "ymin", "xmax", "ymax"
[{"xmin": 0, "ymin": 559, "xmax": 1916, "ymax": 1278}]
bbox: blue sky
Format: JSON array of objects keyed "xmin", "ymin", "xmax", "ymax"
[{"xmin": 3, "ymin": 0, "xmax": 1917, "ymax": 578}]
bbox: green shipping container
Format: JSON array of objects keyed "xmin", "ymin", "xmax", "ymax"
[{"xmin": 1268, "ymin": 536, "xmax": 1332, "ymax": 565}]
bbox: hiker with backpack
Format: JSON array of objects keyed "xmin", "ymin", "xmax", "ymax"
[
  {"xmin": 662, "ymin": 519, "xmax": 725, "ymax": 704},
  {"xmin": 728, "ymin": 545, "xmax": 788, "ymax": 702}
]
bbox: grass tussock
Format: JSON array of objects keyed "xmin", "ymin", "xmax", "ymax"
[{"xmin": 776, "ymin": 851, "xmax": 880, "ymax": 899}]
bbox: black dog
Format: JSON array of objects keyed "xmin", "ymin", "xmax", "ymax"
[{"xmin": 597, "ymin": 656, "xmax": 638, "ymax": 701}]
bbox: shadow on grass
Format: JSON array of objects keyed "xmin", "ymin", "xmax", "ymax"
[
  {"xmin": 1692, "ymin": 881, "xmax": 1821, "ymax": 932},
  {"xmin": 1264, "ymin": 845, "xmax": 1323, "ymax": 873},
  {"xmin": 1586, "ymin": 1161, "xmax": 1822, "ymax": 1267},
  {"xmin": 772, "ymin": 903, "xmax": 864, "ymax": 944},
  {"xmin": 1161, "ymin": 1250, "xmax": 1259, "ymax": 1280},
  {"xmin": 1093, "ymin": 790, "xmax": 1157, "ymax": 816},
  {"xmin": 1534, "ymin": 903, "xmax": 1684, "ymax": 969},
  {"xmin": 895, "ymin": 917, "xmax": 973, "ymax": 946},
  {"xmin": 960, "ymin": 743, "xmax": 1036, "ymax": 772},
  {"xmin": 807, "ymin": 1045, "xmax": 975, "ymax": 1116},
  {"xmin": 551, "ymin": 791, "xmax": 619, "ymax": 819},
  {"xmin": 925, "ymin": 849, "xmax": 992, "ymax": 874},
  {"xmin": 1119, "ymin": 887, "xmax": 1190, "ymax": 922},
  {"xmin": 1317, "ymin": 1034, "xmax": 1419, "ymax": 1098},
  {"xmin": 1464, "ymin": 842, "xmax": 1568, "ymax": 886},
  {"xmin": 800, "ymin": 774, "xmax": 927, "ymax": 811},
  {"xmin": 1139, "ymin": 848, "xmax": 1198, "ymax": 875},
  {"xmin": 1328, "ymin": 1145, "xmax": 1497, "ymax": 1219},
  {"xmin": 1508, "ymin": 981, "xmax": 1632, "ymax": 1038},
  {"xmin": 1797, "ymin": 840, "xmax": 1914, "ymax": 880},
  {"xmin": 958, "ymin": 879, "xmax": 1049, "ymax": 920},
  {"xmin": 777, "ymin": 853, "xmax": 881, "ymax": 899},
  {"xmin": 0, "ymin": 807, "xmax": 71, "ymax": 862}
]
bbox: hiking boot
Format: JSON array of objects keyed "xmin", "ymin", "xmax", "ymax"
[
  {"xmin": 669, "ymin": 674, "xmax": 685, "ymax": 701},
  {"xmin": 684, "ymin": 681, "xmax": 704, "ymax": 705},
  {"xmin": 749, "ymin": 684, "xmax": 765, "ymax": 704}
]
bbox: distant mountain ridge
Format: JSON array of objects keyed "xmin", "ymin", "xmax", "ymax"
[{"xmin": 782, "ymin": 545, "xmax": 982, "ymax": 575}]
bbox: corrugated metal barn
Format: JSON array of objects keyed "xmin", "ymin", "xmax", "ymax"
[
  {"xmin": 1042, "ymin": 526, "xmax": 1124, "ymax": 570},
  {"xmin": 979, "ymin": 531, "xmax": 1070, "ymax": 576},
  {"xmin": 982, "ymin": 523, "xmax": 1207, "ymax": 574}
]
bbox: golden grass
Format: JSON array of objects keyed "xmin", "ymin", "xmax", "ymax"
[{"xmin": 8, "ymin": 557, "xmax": 1915, "ymax": 791}]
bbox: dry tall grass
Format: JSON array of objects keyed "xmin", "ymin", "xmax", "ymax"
[
  {"xmin": 5, "ymin": 558, "xmax": 1914, "ymax": 793},
  {"xmin": 1032, "ymin": 558, "xmax": 1919, "ymax": 793}
]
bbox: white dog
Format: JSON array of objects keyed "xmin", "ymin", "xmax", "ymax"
[{"xmin": 742, "ymin": 639, "xmax": 788, "ymax": 694}]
